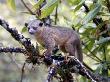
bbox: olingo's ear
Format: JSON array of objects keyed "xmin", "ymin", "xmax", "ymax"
[
  {"xmin": 39, "ymin": 22, "xmax": 43, "ymax": 27},
  {"xmin": 25, "ymin": 23, "xmax": 28, "ymax": 27}
]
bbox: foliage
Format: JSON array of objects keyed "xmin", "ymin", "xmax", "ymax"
[
  {"xmin": 2, "ymin": 0, "xmax": 110, "ymax": 82},
  {"xmin": 7, "ymin": 0, "xmax": 16, "ymax": 10},
  {"xmin": 82, "ymin": 3, "xmax": 101, "ymax": 24}
]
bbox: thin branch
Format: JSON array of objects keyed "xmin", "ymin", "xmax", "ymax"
[
  {"xmin": 0, "ymin": 47, "xmax": 26, "ymax": 53},
  {"xmin": 0, "ymin": 19, "xmax": 39, "ymax": 64},
  {"xmin": 106, "ymin": 0, "xmax": 110, "ymax": 12},
  {"xmin": 49, "ymin": 56, "xmax": 110, "ymax": 82},
  {"xmin": 20, "ymin": 62, "xmax": 26, "ymax": 82},
  {"xmin": 68, "ymin": 56, "xmax": 96, "ymax": 82},
  {"xmin": 84, "ymin": 52, "xmax": 100, "ymax": 62},
  {"xmin": 82, "ymin": 42, "xmax": 102, "ymax": 62},
  {"xmin": 54, "ymin": 5, "xmax": 58, "ymax": 25},
  {"xmin": 21, "ymin": 0, "xmax": 35, "ymax": 15}
]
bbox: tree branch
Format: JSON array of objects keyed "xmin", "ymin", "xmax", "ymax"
[
  {"xmin": 0, "ymin": 47, "xmax": 26, "ymax": 53},
  {"xmin": 0, "ymin": 19, "xmax": 39, "ymax": 64},
  {"xmin": 46, "ymin": 55, "xmax": 110, "ymax": 82}
]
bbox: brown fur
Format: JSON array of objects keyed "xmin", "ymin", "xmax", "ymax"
[{"xmin": 27, "ymin": 20, "xmax": 83, "ymax": 62}]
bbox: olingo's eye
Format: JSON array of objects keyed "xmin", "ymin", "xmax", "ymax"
[
  {"xmin": 32, "ymin": 27, "xmax": 37, "ymax": 30},
  {"xmin": 39, "ymin": 22, "xmax": 43, "ymax": 26},
  {"xmin": 28, "ymin": 28, "xmax": 30, "ymax": 31}
]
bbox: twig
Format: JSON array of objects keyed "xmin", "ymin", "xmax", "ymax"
[
  {"xmin": 21, "ymin": 0, "xmax": 35, "ymax": 15},
  {"xmin": 54, "ymin": 5, "xmax": 58, "ymax": 25},
  {"xmin": 20, "ymin": 62, "xmax": 26, "ymax": 82},
  {"xmin": 0, "ymin": 47, "xmax": 26, "ymax": 53},
  {"xmin": 82, "ymin": 42, "xmax": 102, "ymax": 62},
  {"xmin": 106, "ymin": 0, "xmax": 110, "ymax": 12}
]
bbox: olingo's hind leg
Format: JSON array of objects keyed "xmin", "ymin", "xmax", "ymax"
[
  {"xmin": 64, "ymin": 37, "xmax": 83, "ymax": 61},
  {"xmin": 65, "ymin": 40, "xmax": 77, "ymax": 58},
  {"xmin": 65, "ymin": 38, "xmax": 83, "ymax": 62}
]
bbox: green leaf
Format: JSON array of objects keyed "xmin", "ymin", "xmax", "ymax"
[
  {"xmin": 96, "ymin": 37, "xmax": 110, "ymax": 45},
  {"xmin": 39, "ymin": 0, "xmax": 59, "ymax": 19},
  {"xmin": 87, "ymin": 40, "xmax": 95, "ymax": 50},
  {"xmin": 32, "ymin": 0, "xmax": 44, "ymax": 11},
  {"xmin": 74, "ymin": 0, "xmax": 86, "ymax": 12},
  {"xmin": 95, "ymin": 64, "xmax": 102, "ymax": 74},
  {"xmin": 82, "ymin": 4, "xmax": 101, "ymax": 24},
  {"xmin": 91, "ymin": 47, "xmax": 99, "ymax": 56},
  {"xmin": 80, "ymin": 76, "xmax": 88, "ymax": 82},
  {"xmin": 21, "ymin": 27, "xmax": 27, "ymax": 33},
  {"xmin": 7, "ymin": 0, "xmax": 16, "ymax": 11},
  {"xmin": 28, "ymin": 0, "xmax": 36, "ymax": 5},
  {"xmin": 67, "ymin": 0, "xmax": 80, "ymax": 5},
  {"xmin": 98, "ymin": 12, "xmax": 110, "ymax": 16}
]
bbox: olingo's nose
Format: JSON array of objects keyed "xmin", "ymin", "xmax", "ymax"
[
  {"xmin": 29, "ymin": 31, "xmax": 34, "ymax": 35},
  {"xmin": 29, "ymin": 30, "xmax": 35, "ymax": 35}
]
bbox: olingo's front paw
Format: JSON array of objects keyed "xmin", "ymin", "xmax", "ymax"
[{"xmin": 43, "ymin": 56, "xmax": 53, "ymax": 66}]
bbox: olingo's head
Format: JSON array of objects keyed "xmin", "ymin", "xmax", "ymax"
[{"xmin": 25, "ymin": 20, "xmax": 43, "ymax": 35}]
